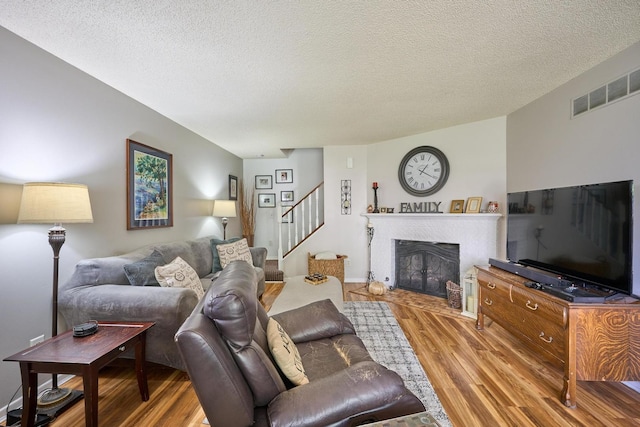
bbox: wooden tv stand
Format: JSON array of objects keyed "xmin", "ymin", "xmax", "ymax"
[{"xmin": 475, "ymin": 265, "xmax": 640, "ymax": 408}]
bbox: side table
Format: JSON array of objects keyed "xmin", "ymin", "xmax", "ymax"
[{"xmin": 4, "ymin": 321, "xmax": 154, "ymax": 427}]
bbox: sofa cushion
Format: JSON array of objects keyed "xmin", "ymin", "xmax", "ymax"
[
  {"xmin": 210, "ymin": 237, "xmax": 241, "ymax": 273},
  {"xmin": 155, "ymin": 256, "xmax": 204, "ymax": 299},
  {"xmin": 123, "ymin": 249, "xmax": 166, "ymax": 286},
  {"xmin": 267, "ymin": 318, "xmax": 309, "ymax": 386},
  {"xmin": 217, "ymin": 238, "xmax": 253, "ymax": 269}
]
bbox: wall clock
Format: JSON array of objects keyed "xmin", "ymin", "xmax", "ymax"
[{"xmin": 398, "ymin": 146, "xmax": 450, "ymax": 196}]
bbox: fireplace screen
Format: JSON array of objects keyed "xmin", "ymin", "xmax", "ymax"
[{"xmin": 395, "ymin": 240, "xmax": 460, "ymax": 298}]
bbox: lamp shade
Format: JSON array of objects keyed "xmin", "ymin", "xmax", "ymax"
[
  {"xmin": 212, "ymin": 200, "xmax": 237, "ymax": 218},
  {"xmin": 17, "ymin": 182, "xmax": 93, "ymax": 224}
]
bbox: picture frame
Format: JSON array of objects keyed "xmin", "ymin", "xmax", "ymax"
[
  {"xmin": 281, "ymin": 190, "xmax": 294, "ymax": 202},
  {"xmin": 380, "ymin": 207, "xmax": 387, "ymax": 213},
  {"xmin": 275, "ymin": 169, "xmax": 293, "ymax": 184},
  {"xmin": 466, "ymin": 197, "xmax": 483, "ymax": 214},
  {"xmin": 229, "ymin": 175, "xmax": 238, "ymax": 200},
  {"xmin": 450, "ymin": 200, "xmax": 464, "ymax": 213},
  {"xmin": 126, "ymin": 139, "xmax": 173, "ymax": 230},
  {"xmin": 282, "ymin": 208, "xmax": 294, "ymax": 224},
  {"xmin": 258, "ymin": 193, "xmax": 276, "ymax": 208},
  {"xmin": 255, "ymin": 175, "xmax": 272, "ymax": 189}
]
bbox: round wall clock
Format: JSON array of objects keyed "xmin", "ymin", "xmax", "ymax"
[{"xmin": 398, "ymin": 146, "xmax": 450, "ymax": 196}]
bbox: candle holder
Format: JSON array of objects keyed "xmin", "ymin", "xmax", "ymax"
[
  {"xmin": 372, "ymin": 185, "xmax": 379, "ymax": 213},
  {"xmin": 366, "ymin": 223, "xmax": 375, "ymax": 285}
]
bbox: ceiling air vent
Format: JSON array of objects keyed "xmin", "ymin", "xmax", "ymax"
[{"xmin": 572, "ymin": 66, "xmax": 640, "ymax": 118}]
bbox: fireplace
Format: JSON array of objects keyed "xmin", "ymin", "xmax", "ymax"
[
  {"xmin": 364, "ymin": 213, "xmax": 501, "ymax": 288},
  {"xmin": 395, "ymin": 240, "xmax": 460, "ymax": 297}
]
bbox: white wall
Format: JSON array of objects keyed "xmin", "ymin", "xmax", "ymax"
[
  {"xmin": 0, "ymin": 27, "xmax": 242, "ymax": 409},
  {"xmin": 243, "ymin": 148, "xmax": 324, "ymax": 257},
  {"xmin": 282, "ymin": 117, "xmax": 508, "ymax": 281},
  {"xmin": 507, "ymin": 41, "xmax": 640, "ymax": 295}
]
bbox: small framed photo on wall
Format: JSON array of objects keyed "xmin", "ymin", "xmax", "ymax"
[
  {"xmin": 258, "ymin": 193, "xmax": 276, "ymax": 208},
  {"xmin": 281, "ymin": 190, "xmax": 294, "ymax": 202},
  {"xmin": 229, "ymin": 175, "xmax": 238, "ymax": 200},
  {"xmin": 275, "ymin": 169, "xmax": 293, "ymax": 184},
  {"xmin": 255, "ymin": 175, "xmax": 272, "ymax": 189}
]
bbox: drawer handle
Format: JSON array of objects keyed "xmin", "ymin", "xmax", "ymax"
[
  {"xmin": 483, "ymin": 298, "xmax": 493, "ymax": 306},
  {"xmin": 539, "ymin": 332, "xmax": 553, "ymax": 343},
  {"xmin": 119, "ymin": 346, "xmax": 126, "ymax": 352},
  {"xmin": 487, "ymin": 283, "xmax": 496, "ymax": 290},
  {"xmin": 526, "ymin": 301, "xmax": 539, "ymax": 311}
]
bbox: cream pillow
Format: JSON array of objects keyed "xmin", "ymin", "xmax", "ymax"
[
  {"xmin": 217, "ymin": 238, "xmax": 253, "ymax": 269},
  {"xmin": 314, "ymin": 251, "xmax": 337, "ymax": 260},
  {"xmin": 154, "ymin": 256, "xmax": 204, "ymax": 299},
  {"xmin": 266, "ymin": 318, "xmax": 309, "ymax": 386}
]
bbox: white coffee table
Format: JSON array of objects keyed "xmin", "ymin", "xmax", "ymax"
[{"xmin": 268, "ymin": 275, "xmax": 343, "ymax": 315}]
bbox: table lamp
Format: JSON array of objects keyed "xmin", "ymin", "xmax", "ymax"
[
  {"xmin": 212, "ymin": 200, "xmax": 236, "ymax": 239},
  {"xmin": 18, "ymin": 182, "xmax": 93, "ymax": 414}
]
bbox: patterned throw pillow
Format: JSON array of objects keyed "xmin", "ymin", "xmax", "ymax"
[
  {"xmin": 266, "ymin": 318, "xmax": 309, "ymax": 386},
  {"xmin": 216, "ymin": 238, "xmax": 253, "ymax": 269},
  {"xmin": 210, "ymin": 237, "xmax": 242, "ymax": 273},
  {"xmin": 154, "ymin": 256, "xmax": 204, "ymax": 299},
  {"xmin": 123, "ymin": 249, "xmax": 166, "ymax": 286}
]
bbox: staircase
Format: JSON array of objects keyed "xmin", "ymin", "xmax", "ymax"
[{"xmin": 277, "ymin": 182, "xmax": 325, "ymax": 269}]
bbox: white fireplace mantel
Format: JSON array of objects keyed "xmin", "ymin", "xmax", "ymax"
[{"xmin": 362, "ymin": 213, "xmax": 502, "ymax": 286}]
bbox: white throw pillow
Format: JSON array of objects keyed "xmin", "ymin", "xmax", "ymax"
[
  {"xmin": 154, "ymin": 256, "xmax": 204, "ymax": 299},
  {"xmin": 217, "ymin": 238, "xmax": 253, "ymax": 269},
  {"xmin": 314, "ymin": 251, "xmax": 337, "ymax": 260},
  {"xmin": 266, "ymin": 318, "xmax": 309, "ymax": 386}
]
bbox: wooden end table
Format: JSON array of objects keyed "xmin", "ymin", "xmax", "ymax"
[{"xmin": 4, "ymin": 321, "xmax": 154, "ymax": 427}]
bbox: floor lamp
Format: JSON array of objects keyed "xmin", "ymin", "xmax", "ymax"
[
  {"xmin": 212, "ymin": 200, "xmax": 236, "ymax": 240},
  {"xmin": 18, "ymin": 182, "xmax": 93, "ymax": 416}
]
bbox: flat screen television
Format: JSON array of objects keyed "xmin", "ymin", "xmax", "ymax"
[{"xmin": 507, "ymin": 180, "xmax": 633, "ymax": 296}]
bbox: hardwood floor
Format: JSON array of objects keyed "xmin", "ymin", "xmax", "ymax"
[{"xmin": 44, "ymin": 282, "xmax": 640, "ymax": 427}]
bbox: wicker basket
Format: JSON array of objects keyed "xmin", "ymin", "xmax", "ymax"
[
  {"xmin": 446, "ymin": 280, "xmax": 462, "ymax": 309},
  {"xmin": 308, "ymin": 252, "xmax": 347, "ymax": 285}
]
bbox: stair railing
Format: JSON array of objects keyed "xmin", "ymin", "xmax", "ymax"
[{"xmin": 278, "ymin": 182, "xmax": 324, "ymax": 268}]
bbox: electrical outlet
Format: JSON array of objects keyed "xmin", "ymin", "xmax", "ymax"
[
  {"xmin": 345, "ymin": 259, "xmax": 351, "ymax": 266},
  {"xmin": 30, "ymin": 335, "xmax": 45, "ymax": 347}
]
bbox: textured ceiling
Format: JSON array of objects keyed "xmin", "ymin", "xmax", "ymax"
[{"xmin": 2, "ymin": 1, "xmax": 640, "ymax": 158}]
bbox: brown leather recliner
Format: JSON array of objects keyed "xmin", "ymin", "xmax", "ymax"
[{"xmin": 175, "ymin": 261, "xmax": 425, "ymax": 427}]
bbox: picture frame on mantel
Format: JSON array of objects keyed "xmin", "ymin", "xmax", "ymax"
[
  {"xmin": 450, "ymin": 200, "xmax": 464, "ymax": 213},
  {"xmin": 126, "ymin": 139, "xmax": 173, "ymax": 230},
  {"xmin": 466, "ymin": 197, "xmax": 483, "ymax": 214}
]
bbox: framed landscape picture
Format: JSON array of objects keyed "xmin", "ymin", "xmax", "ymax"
[
  {"xmin": 275, "ymin": 169, "xmax": 293, "ymax": 184},
  {"xmin": 281, "ymin": 190, "xmax": 294, "ymax": 202},
  {"xmin": 258, "ymin": 193, "xmax": 276, "ymax": 208},
  {"xmin": 126, "ymin": 139, "xmax": 173, "ymax": 229},
  {"xmin": 255, "ymin": 175, "xmax": 272, "ymax": 189}
]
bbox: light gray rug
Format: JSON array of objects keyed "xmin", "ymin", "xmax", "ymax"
[{"xmin": 343, "ymin": 301, "xmax": 452, "ymax": 427}]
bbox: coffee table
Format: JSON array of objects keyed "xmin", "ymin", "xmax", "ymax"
[{"xmin": 4, "ymin": 321, "xmax": 154, "ymax": 427}]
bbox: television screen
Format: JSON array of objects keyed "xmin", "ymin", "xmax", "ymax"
[{"xmin": 507, "ymin": 180, "xmax": 633, "ymax": 295}]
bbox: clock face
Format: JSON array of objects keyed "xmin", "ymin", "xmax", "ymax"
[{"xmin": 398, "ymin": 146, "xmax": 450, "ymax": 196}]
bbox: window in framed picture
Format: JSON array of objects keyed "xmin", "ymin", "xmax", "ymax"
[{"xmin": 275, "ymin": 169, "xmax": 293, "ymax": 184}]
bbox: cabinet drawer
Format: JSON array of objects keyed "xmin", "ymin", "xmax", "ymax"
[
  {"xmin": 478, "ymin": 275, "xmax": 511, "ymax": 300},
  {"xmin": 510, "ymin": 286, "xmax": 567, "ymax": 327}
]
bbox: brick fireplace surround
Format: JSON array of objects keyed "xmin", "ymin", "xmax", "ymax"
[{"xmin": 363, "ymin": 213, "xmax": 502, "ymax": 287}]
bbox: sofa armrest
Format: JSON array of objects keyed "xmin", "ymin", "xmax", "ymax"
[
  {"xmin": 250, "ymin": 247, "xmax": 267, "ymax": 270},
  {"xmin": 267, "ymin": 361, "xmax": 425, "ymax": 427},
  {"xmin": 271, "ymin": 299, "xmax": 355, "ymax": 343}
]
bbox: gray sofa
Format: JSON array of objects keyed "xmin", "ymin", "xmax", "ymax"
[{"xmin": 59, "ymin": 235, "xmax": 266, "ymax": 371}]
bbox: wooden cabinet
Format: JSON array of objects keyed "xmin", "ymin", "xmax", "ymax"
[{"xmin": 476, "ymin": 265, "xmax": 640, "ymax": 408}]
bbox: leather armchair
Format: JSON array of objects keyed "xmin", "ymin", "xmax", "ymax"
[{"xmin": 175, "ymin": 261, "xmax": 425, "ymax": 427}]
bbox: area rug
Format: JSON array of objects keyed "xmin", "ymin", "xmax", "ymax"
[{"xmin": 343, "ymin": 301, "xmax": 452, "ymax": 427}]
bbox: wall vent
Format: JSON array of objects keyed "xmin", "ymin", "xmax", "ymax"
[{"xmin": 572, "ymin": 66, "xmax": 640, "ymax": 118}]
